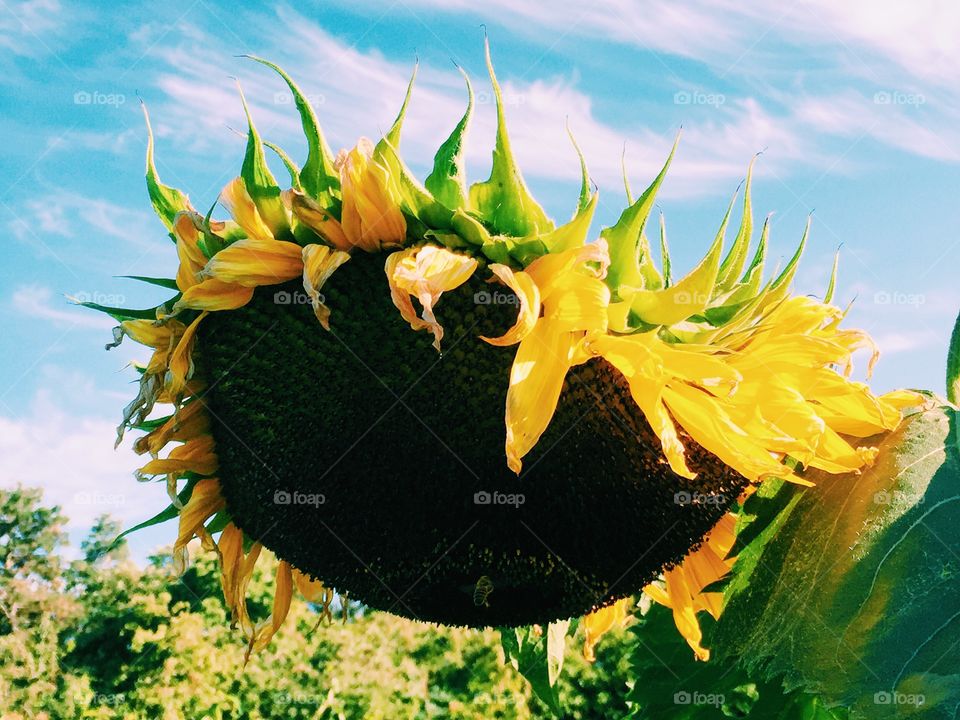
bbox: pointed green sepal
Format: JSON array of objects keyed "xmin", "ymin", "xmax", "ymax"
[
  {"xmin": 265, "ymin": 140, "xmax": 303, "ymax": 191},
  {"xmin": 245, "ymin": 56, "xmax": 340, "ymax": 205},
  {"xmin": 109, "ymin": 477, "xmax": 199, "ymax": 550},
  {"xmin": 142, "ymin": 103, "xmax": 191, "ymax": 235},
  {"xmin": 659, "ymin": 213, "xmax": 672, "ymax": 287},
  {"xmin": 824, "ymin": 249, "xmax": 840, "ymax": 304},
  {"xmin": 380, "ymin": 61, "xmax": 418, "ymax": 155},
  {"xmin": 627, "ymin": 191, "xmax": 730, "ymax": 326},
  {"xmin": 425, "ymin": 67, "xmax": 474, "ymax": 211},
  {"xmin": 117, "ymin": 276, "xmax": 179, "ymax": 290},
  {"xmin": 236, "ymin": 80, "xmax": 289, "ymax": 238},
  {"xmin": 600, "ymin": 133, "xmax": 679, "ymax": 298},
  {"xmin": 716, "ymin": 155, "xmax": 757, "ymax": 292},
  {"xmin": 468, "ymin": 39, "xmax": 554, "ymax": 237}
]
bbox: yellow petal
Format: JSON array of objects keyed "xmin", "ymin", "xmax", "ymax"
[
  {"xmin": 220, "ymin": 177, "xmax": 274, "ymax": 241},
  {"xmin": 137, "ymin": 435, "xmax": 218, "ymax": 479},
  {"xmin": 387, "ymin": 245, "xmax": 478, "ymax": 351},
  {"xmin": 289, "ymin": 190, "xmax": 354, "ymax": 252},
  {"xmin": 173, "ymin": 212, "xmax": 208, "ymax": 291},
  {"xmin": 166, "ymin": 311, "xmax": 208, "ymax": 398},
  {"xmin": 133, "ymin": 399, "xmax": 209, "ymax": 457},
  {"xmin": 248, "ymin": 560, "xmax": 294, "ymax": 657},
  {"xmin": 172, "ymin": 477, "xmax": 224, "ymax": 573},
  {"xmin": 173, "ymin": 278, "xmax": 254, "ymax": 313},
  {"xmin": 301, "ymin": 243, "xmax": 350, "ymax": 330},
  {"xmin": 582, "ymin": 597, "xmax": 631, "ymax": 662},
  {"xmin": 201, "ymin": 238, "xmax": 304, "ymax": 287},
  {"xmin": 339, "ymin": 138, "xmax": 406, "ymax": 251},
  {"xmin": 120, "ymin": 319, "xmax": 184, "ymax": 349},
  {"xmin": 218, "ymin": 522, "xmax": 244, "ymax": 625},
  {"xmin": 504, "ymin": 317, "xmax": 576, "ymax": 474},
  {"xmin": 480, "ymin": 264, "xmax": 541, "ymax": 347}
]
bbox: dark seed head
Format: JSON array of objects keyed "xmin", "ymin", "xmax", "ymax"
[{"xmin": 195, "ymin": 252, "xmax": 748, "ymax": 627}]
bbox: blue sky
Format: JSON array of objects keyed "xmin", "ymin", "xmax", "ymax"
[{"xmin": 1, "ymin": 0, "xmax": 957, "ymax": 561}]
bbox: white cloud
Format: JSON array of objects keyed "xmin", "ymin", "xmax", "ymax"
[
  {"xmin": 12, "ymin": 285, "xmax": 115, "ymax": 330},
  {"xmin": 0, "ymin": 384, "xmax": 170, "ymax": 535},
  {"xmin": 0, "ymin": 0, "xmax": 67, "ymax": 57}
]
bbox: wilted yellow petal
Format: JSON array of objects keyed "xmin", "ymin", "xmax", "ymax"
[
  {"xmin": 133, "ymin": 399, "xmax": 209, "ymax": 457},
  {"xmin": 137, "ymin": 435, "xmax": 218, "ymax": 479},
  {"xmin": 301, "ymin": 243, "xmax": 350, "ymax": 330},
  {"xmin": 166, "ymin": 311, "xmax": 208, "ymax": 398},
  {"xmin": 339, "ymin": 138, "xmax": 406, "ymax": 251},
  {"xmin": 387, "ymin": 245, "xmax": 478, "ymax": 351},
  {"xmin": 173, "ymin": 278, "xmax": 255, "ymax": 313},
  {"xmin": 172, "ymin": 477, "xmax": 224, "ymax": 574},
  {"xmin": 248, "ymin": 560, "xmax": 294, "ymax": 658},
  {"xmin": 201, "ymin": 238, "xmax": 303, "ymax": 287},
  {"xmin": 173, "ymin": 212, "xmax": 207, "ymax": 291},
  {"xmin": 289, "ymin": 190, "xmax": 353, "ymax": 252},
  {"xmin": 582, "ymin": 597, "xmax": 631, "ymax": 662},
  {"xmin": 480, "ymin": 264, "xmax": 540, "ymax": 346}
]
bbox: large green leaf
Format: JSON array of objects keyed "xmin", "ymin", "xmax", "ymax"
[
  {"xmin": 714, "ymin": 405, "xmax": 960, "ymax": 719},
  {"xmin": 626, "ymin": 603, "xmax": 848, "ymax": 719}
]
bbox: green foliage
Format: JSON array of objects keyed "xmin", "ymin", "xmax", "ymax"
[{"xmin": 713, "ymin": 406, "xmax": 960, "ymax": 719}]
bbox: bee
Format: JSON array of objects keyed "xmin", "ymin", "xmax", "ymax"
[{"xmin": 473, "ymin": 575, "xmax": 494, "ymax": 608}]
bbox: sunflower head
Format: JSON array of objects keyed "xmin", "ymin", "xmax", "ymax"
[{"xmin": 86, "ymin": 42, "xmax": 920, "ymax": 658}]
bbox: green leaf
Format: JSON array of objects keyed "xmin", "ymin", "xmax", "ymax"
[
  {"xmin": 425, "ymin": 67, "xmax": 474, "ymax": 211},
  {"xmin": 110, "ymin": 477, "xmax": 198, "ymax": 549},
  {"xmin": 714, "ymin": 406, "xmax": 960, "ymax": 719},
  {"xmin": 245, "ymin": 56, "xmax": 340, "ymax": 205},
  {"xmin": 468, "ymin": 39, "xmax": 554, "ymax": 238},
  {"xmin": 499, "ymin": 620, "xmax": 574, "ymax": 716},
  {"xmin": 236, "ymin": 80, "xmax": 289, "ymax": 238},
  {"xmin": 141, "ymin": 103, "xmax": 191, "ymax": 234},
  {"xmin": 601, "ymin": 134, "xmax": 679, "ymax": 298},
  {"xmin": 117, "ymin": 276, "xmax": 179, "ymax": 290},
  {"xmin": 626, "ymin": 603, "xmax": 847, "ymax": 719}
]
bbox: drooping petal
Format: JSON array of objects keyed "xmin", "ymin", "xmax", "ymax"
[
  {"xmin": 289, "ymin": 190, "xmax": 353, "ymax": 252},
  {"xmin": 386, "ymin": 245, "xmax": 478, "ymax": 351},
  {"xmin": 247, "ymin": 560, "xmax": 294, "ymax": 658},
  {"xmin": 582, "ymin": 597, "xmax": 632, "ymax": 662},
  {"xmin": 172, "ymin": 477, "xmax": 225, "ymax": 574},
  {"xmin": 480, "ymin": 264, "xmax": 541, "ymax": 346},
  {"xmin": 339, "ymin": 138, "xmax": 406, "ymax": 251},
  {"xmin": 201, "ymin": 238, "xmax": 304, "ymax": 287},
  {"xmin": 301, "ymin": 243, "xmax": 350, "ymax": 329},
  {"xmin": 504, "ymin": 317, "xmax": 577, "ymax": 474},
  {"xmin": 173, "ymin": 278, "xmax": 255, "ymax": 313},
  {"xmin": 166, "ymin": 311, "xmax": 208, "ymax": 398}
]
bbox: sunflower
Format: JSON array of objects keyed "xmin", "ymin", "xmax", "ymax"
[{"xmin": 84, "ymin": 43, "xmax": 920, "ymax": 662}]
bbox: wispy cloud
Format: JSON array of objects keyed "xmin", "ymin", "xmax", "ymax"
[{"xmin": 12, "ymin": 285, "xmax": 115, "ymax": 330}]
